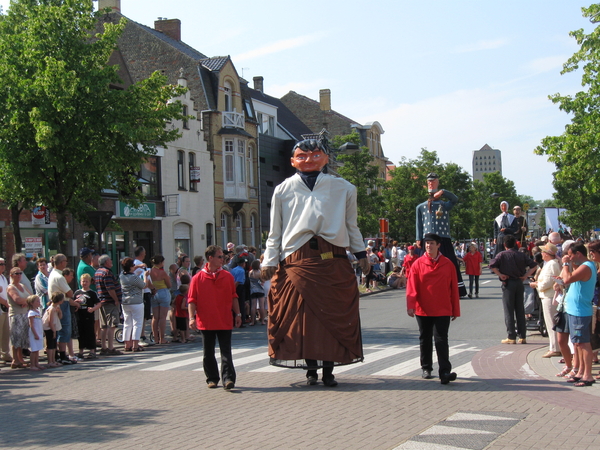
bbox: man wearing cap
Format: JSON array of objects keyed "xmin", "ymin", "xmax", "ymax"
[
  {"xmin": 493, "ymin": 201, "xmax": 519, "ymax": 257},
  {"xmin": 416, "ymin": 173, "xmax": 467, "ymax": 296},
  {"xmin": 406, "ymin": 233, "xmax": 460, "ymax": 384},
  {"xmin": 76, "ymin": 248, "xmax": 97, "ymax": 291},
  {"xmin": 262, "ymin": 138, "xmax": 369, "ymax": 387},
  {"xmin": 512, "ymin": 206, "xmax": 528, "ymax": 248},
  {"xmin": 489, "ymin": 235, "xmax": 538, "ymax": 344},
  {"xmin": 403, "ymin": 245, "xmax": 418, "ymax": 278}
]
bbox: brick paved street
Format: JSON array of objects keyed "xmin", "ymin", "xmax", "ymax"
[{"xmin": 1, "ymin": 273, "xmax": 600, "ymax": 449}]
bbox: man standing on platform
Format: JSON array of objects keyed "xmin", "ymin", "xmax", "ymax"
[
  {"xmin": 406, "ymin": 233, "xmax": 460, "ymax": 384},
  {"xmin": 416, "ymin": 173, "xmax": 467, "ymax": 297},
  {"xmin": 262, "ymin": 138, "xmax": 370, "ymax": 387},
  {"xmin": 493, "ymin": 201, "xmax": 519, "ymax": 257}
]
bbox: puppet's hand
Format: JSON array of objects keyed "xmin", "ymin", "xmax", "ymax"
[
  {"xmin": 358, "ymin": 258, "xmax": 370, "ymax": 274},
  {"xmin": 261, "ymin": 266, "xmax": 277, "ymax": 281}
]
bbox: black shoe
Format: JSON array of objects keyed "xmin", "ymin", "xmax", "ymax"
[
  {"xmin": 422, "ymin": 369, "xmax": 433, "ymax": 379},
  {"xmin": 307, "ymin": 375, "xmax": 318, "ymax": 386},
  {"xmin": 467, "ymin": 293, "xmax": 472, "ymax": 299},
  {"xmin": 322, "ymin": 377, "xmax": 338, "ymax": 387},
  {"xmin": 440, "ymin": 372, "xmax": 457, "ymax": 385},
  {"xmin": 59, "ymin": 359, "xmax": 73, "ymax": 365}
]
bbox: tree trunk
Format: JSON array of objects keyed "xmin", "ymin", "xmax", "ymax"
[
  {"xmin": 56, "ymin": 210, "xmax": 69, "ymax": 256},
  {"xmin": 10, "ymin": 204, "xmax": 23, "ymax": 254}
]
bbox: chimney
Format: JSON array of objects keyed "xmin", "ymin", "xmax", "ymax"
[
  {"xmin": 154, "ymin": 18, "xmax": 181, "ymax": 41},
  {"xmin": 253, "ymin": 76, "xmax": 264, "ymax": 93},
  {"xmin": 319, "ymin": 89, "xmax": 331, "ymax": 111},
  {"xmin": 97, "ymin": 0, "xmax": 121, "ymax": 12}
]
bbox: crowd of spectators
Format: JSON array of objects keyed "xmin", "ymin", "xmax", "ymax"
[{"xmin": 0, "ymin": 242, "xmax": 268, "ymax": 371}]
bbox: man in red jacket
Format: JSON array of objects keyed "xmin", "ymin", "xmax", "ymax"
[
  {"xmin": 406, "ymin": 233, "xmax": 460, "ymax": 384},
  {"xmin": 188, "ymin": 245, "xmax": 242, "ymax": 390}
]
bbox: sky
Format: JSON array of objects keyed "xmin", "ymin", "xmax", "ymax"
[{"xmin": 0, "ymin": 0, "xmax": 593, "ymax": 201}]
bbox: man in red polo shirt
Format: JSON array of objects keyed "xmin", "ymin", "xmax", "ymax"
[
  {"xmin": 406, "ymin": 233, "xmax": 460, "ymax": 385},
  {"xmin": 188, "ymin": 245, "xmax": 242, "ymax": 390}
]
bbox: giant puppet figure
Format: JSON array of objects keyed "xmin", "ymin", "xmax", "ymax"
[
  {"xmin": 261, "ymin": 138, "xmax": 370, "ymax": 387},
  {"xmin": 416, "ymin": 173, "xmax": 467, "ymax": 297},
  {"xmin": 493, "ymin": 201, "xmax": 519, "ymax": 257}
]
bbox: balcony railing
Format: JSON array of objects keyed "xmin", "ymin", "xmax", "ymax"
[{"xmin": 222, "ymin": 111, "xmax": 244, "ymax": 129}]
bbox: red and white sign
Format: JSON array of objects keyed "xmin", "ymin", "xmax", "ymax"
[
  {"xmin": 25, "ymin": 237, "xmax": 43, "ymax": 254},
  {"xmin": 32, "ymin": 206, "xmax": 50, "ymax": 225}
]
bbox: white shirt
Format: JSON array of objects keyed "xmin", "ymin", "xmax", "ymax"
[
  {"xmin": 134, "ymin": 259, "xmax": 151, "ymax": 293},
  {"xmin": 263, "ymin": 173, "xmax": 365, "ymax": 267},
  {"xmin": 48, "ymin": 268, "xmax": 71, "ymax": 298}
]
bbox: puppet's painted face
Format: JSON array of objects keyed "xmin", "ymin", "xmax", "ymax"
[
  {"xmin": 427, "ymin": 178, "xmax": 439, "ymax": 192},
  {"xmin": 290, "ymin": 148, "xmax": 328, "ymax": 172}
]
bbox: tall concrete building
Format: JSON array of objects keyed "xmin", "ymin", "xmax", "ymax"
[{"xmin": 472, "ymin": 144, "xmax": 502, "ymax": 182}]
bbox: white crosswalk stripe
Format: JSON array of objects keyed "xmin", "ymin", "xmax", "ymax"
[{"xmin": 96, "ymin": 343, "xmax": 481, "ymax": 378}]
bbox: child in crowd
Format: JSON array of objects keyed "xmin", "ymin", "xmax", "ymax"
[
  {"xmin": 42, "ymin": 292, "xmax": 64, "ymax": 368},
  {"xmin": 27, "ymin": 295, "xmax": 45, "ymax": 371},
  {"xmin": 74, "ymin": 273, "xmax": 102, "ymax": 359},
  {"xmin": 173, "ymin": 281, "xmax": 189, "ymax": 343}
]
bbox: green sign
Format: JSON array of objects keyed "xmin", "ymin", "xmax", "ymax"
[{"xmin": 118, "ymin": 202, "xmax": 156, "ymax": 219}]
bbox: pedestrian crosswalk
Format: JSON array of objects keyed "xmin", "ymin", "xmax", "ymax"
[{"xmin": 95, "ymin": 343, "xmax": 481, "ymax": 378}]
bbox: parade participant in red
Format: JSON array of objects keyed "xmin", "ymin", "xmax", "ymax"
[
  {"xmin": 188, "ymin": 246, "xmax": 242, "ymax": 390},
  {"xmin": 262, "ymin": 138, "xmax": 370, "ymax": 387},
  {"xmin": 462, "ymin": 244, "xmax": 482, "ymax": 298},
  {"xmin": 402, "ymin": 246, "xmax": 418, "ymax": 279},
  {"xmin": 406, "ymin": 233, "xmax": 460, "ymax": 384}
]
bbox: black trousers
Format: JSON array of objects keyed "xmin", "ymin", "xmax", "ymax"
[
  {"xmin": 201, "ymin": 330, "xmax": 236, "ymax": 385},
  {"xmin": 502, "ymin": 278, "xmax": 526, "ymax": 340},
  {"xmin": 415, "ymin": 315, "xmax": 451, "ymax": 376},
  {"xmin": 305, "ymin": 359, "xmax": 334, "ymax": 380}
]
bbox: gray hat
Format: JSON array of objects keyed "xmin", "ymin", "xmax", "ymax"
[{"xmin": 426, "ymin": 172, "xmax": 439, "ymax": 181}]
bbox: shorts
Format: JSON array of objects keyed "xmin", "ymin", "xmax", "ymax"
[
  {"xmin": 569, "ymin": 314, "xmax": 592, "ymax": 344},
  {"xmin": 44, "ymin": 329, "xmax": 57, "ymax": 350},
  {"xmin": 143, "ymin": 292, "xmax": 153, "ymax": 320},
  {"xmin": 175, "ymin": 317, "xmax": 188, "ymax": 331},
  {"xmin": 100, "ymin": 303, "xmax": 121, "ymax": 329},
  {"xmin": 151, "ymin": 288, "xmax": 171, "ymax": 308}
]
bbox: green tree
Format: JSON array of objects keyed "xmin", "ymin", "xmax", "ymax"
[
  {"xmin": 333, "ymin": 131, "xmax": 384, "ymax": 236},
  {"xmin": 0, "ymin": 0, "xmax": 186, "ymax": 253},
  {"xmin": 535, "ymin": 4, "xmax": 600, "ymax": 237}
]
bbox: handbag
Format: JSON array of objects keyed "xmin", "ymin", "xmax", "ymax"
[{"xmin": 591, "ymin": 321, "xmax": 600, "ymax": 352}]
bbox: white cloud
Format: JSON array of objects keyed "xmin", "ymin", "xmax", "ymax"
[
  {"xmin": 525, "ymin": 56, "xmax": 567, "ymax": 75},
  {"xmin": 452, "ymin": 38, "xmax": 509, "ymax": 53},
  {"xmin": 233, "ymin": 32, "xmax": 327, "ymax": 62}
]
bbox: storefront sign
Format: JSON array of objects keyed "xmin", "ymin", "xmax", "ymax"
[
  {"xmin": 25, "ymin": 237, "xmax": 43, "ymax": 254},
  {"xmin": 117, "ymin": 202, "xmax": 156, "ymax": 219},
  {"xmin": 32, "ymin": 206, "xmax": 50, "ymax": 225}
]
